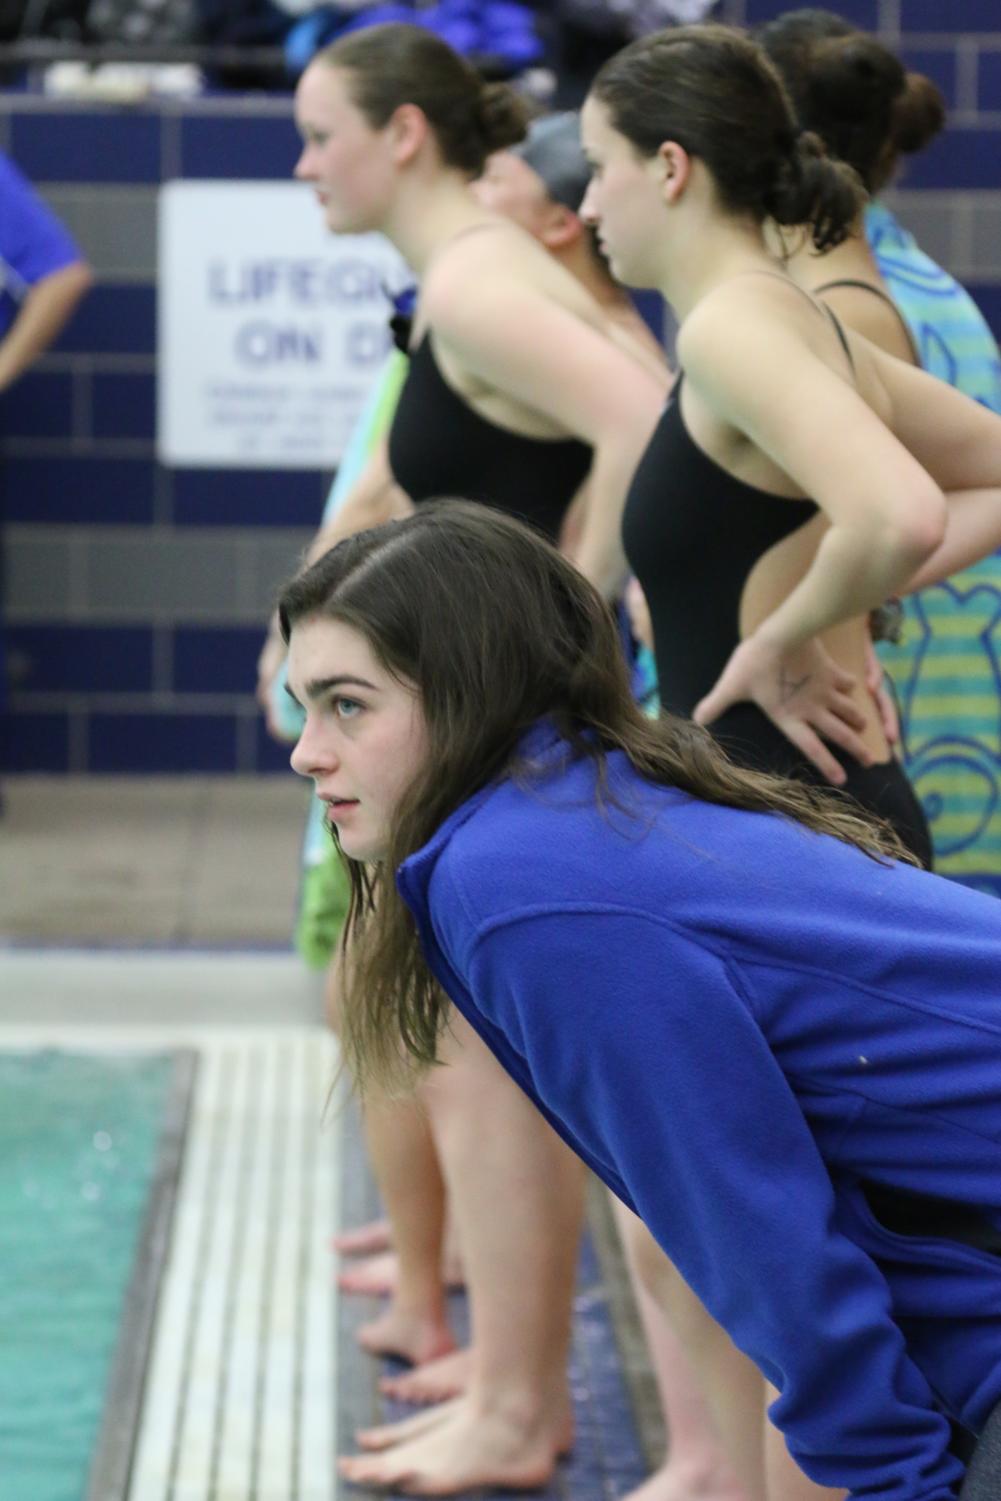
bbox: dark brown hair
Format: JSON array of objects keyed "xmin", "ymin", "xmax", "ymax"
[
  {"xmin": 279, "ymin": 501, "xmax": 907, "ymax": 1091},
  {"xmin": 756, "ymin": 10, "xmax": 945, "ymax": 194},
  {"xmin": 320, "ymin": 22, "xmax": 529, "ymax": 176},
  {"xmin": 590, "ymin": 23, "xmax": 865, "ymax": 251}
]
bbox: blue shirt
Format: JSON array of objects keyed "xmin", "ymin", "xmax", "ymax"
[
  {"xmin": 0, "ymin": 152, "xmax": 83, "ymax": 340},
  {"xmin": 397, "ymin": 723, "xmax": 1001, "ymax": 1500}
]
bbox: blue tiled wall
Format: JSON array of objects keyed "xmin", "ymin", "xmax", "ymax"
[
  {"xmin": 1, "ymin": 98, "xmax": 324, "ymax": 773},
  {"xmin": 171, "ymin": 467, "xmax": 324, "ymax": 528},
  {"xmin": 3, "ymin": 453, "xmax": 158, "ymax": 524},
  {"xmin": 53, "ymin": 284, "xmax": 157, "ymax": 355},
  {"xmin": 88, "ymin": 711, "xmax": 240, "ymax": 774},
  {"xmin": 9, "ymin": 109, "xmax": 162, "ymax": 183},
  {"xmin": 3, "ymin": 6, "xmax": 1001, "ymax": 773},
  {"xmin": 8, "ymin": 625, "xmax": 154, "ymax": 694},
  {"xmin": 744, "ymin": 0, "xmax": 879, "ymax": 25}
]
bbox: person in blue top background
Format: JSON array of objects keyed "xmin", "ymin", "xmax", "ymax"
[
  {"xmin": 0, "ymin": 151, "xmax": 92, "ymax": 392},
  {"xmin": 0, "ymin": 151, "xmax": 92, "ymax": 759},
  {"xmin": 280, "ymin": 500, "xmax": 1001, "ymax": 1500}
]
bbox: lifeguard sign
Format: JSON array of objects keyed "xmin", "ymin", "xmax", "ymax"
[{"xmin": 158, "ymin": 180, "xmax": 408, "ymax": 468}]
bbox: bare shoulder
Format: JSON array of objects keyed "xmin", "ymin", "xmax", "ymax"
[
  {"xmin": 677, "ymin": 274, "xmax": 809, "ymax": 368},
  {"xmin": 422, "ymin": 219, "xmax": 603, "ymax": 336}
]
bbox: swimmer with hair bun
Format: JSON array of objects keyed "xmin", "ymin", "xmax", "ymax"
[{"xmin": 577, "ymin": 21, "xmax": 1001, "ymax": 1501}]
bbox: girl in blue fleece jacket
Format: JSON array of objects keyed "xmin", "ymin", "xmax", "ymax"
[{"xmin": 281, "ymin": 502, "xmax": 1001, "ymax": 1501}]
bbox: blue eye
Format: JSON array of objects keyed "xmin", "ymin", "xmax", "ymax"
[{"xmin": 334, "ymin": 697, "xmax": 362, "ymax": 719}]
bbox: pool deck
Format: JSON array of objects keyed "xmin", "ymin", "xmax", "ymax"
[{"xmin": 0, "ymin": 774, "xmax": 661, "ymax": 1501}]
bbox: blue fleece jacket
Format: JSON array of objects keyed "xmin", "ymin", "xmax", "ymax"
[{"xmin": 396, "ymin": 724, "xmax": 1001, "ymax": 1501}]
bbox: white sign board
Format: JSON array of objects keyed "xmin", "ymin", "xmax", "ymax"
[{"xmin": 158, "ymin": 181, "xmax": 409, "ymax": 468}]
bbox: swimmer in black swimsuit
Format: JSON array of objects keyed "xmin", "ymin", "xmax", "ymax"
[
  {"xmin": 623, "ymin": 310, "xmax": 933, "ymax": 867},
  {"xmin": 286, "ymin": 27, "xmax": 667, "ymax": 1495},
  {"xmin": 580, "ymin": 26, "xmax": 1001, "ymax": 1501}
]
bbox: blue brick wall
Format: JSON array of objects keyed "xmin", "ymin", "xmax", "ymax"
[
  {"xmin": 1, "ymin": 99, "xmax": 322, "ymax": 773},
  {"xmin": 3, "ymin": 11, "xmax": 1001, "ymax": 773}
]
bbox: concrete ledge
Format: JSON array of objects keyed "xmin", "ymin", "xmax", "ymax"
[{"xmin": 0, "ymin": 950, "xmax": 323, "ymax": 1025}]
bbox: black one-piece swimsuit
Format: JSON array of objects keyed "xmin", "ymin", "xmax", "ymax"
[
  {"xmin": 622, "ymin": 375, "xmax": 933, "ymax": 868},
  {"xmin": 388, "ymin": 330, "xmax": 591, "ymax": 543}
]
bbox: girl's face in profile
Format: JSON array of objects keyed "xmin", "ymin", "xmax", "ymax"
[
  {"xmin": 579, "ymin": 96, "xmax": 668, "ymax": 289},
  {"xmin": 288, "ymin": 617, "xmax": 428, "ymax": 864},
  {"xmin": 293, "ymin": 63, "xmax": 396, "ymax": 235}
]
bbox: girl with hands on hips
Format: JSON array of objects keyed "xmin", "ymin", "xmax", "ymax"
[{"xmin": 580, "ymin": 26, "xmax": 1001, "ymax": 849}]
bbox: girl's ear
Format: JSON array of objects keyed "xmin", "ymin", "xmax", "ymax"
[
  {"xmin": 389, "ymin": 102, "xmax": 430, "ymax": 166},
  {"xmin": 539, "ymin": 203, "xmax": 583, "ymax": 252},
  {"xmin": 657, "ymin": 140, "xmax": 693, "ymax": 204}
]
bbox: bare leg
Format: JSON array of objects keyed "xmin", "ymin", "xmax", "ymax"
[
  {"xmin": 337, "ymin": 1229, "xmax": 465, "ymax": 1297},
  {"xmin": 621, "ymin": 1215, "xmax": 767, "ymax": 1501},
  {"xmin": 339, "ymin": 1009, "xmax": 582, "ymax": 1493},
  {"xmin": 352, "ymin": 1088, "xmax": 457, "ymax": 1365},
  {"xmin": 612, "ymin": 1200, "xmax": 751, "ymax": 1501},
  {"xmin": 763, "ymin": 1383, "xmax": 847, "ymax": 1501},
  {"xmin": 326, "ymin": 950, "xmax": 456, "ymax": 1365}
]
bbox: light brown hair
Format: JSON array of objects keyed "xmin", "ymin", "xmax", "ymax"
[{"xmin": 319, "ymin": 22, "xmax": 529, "ymax": 176}]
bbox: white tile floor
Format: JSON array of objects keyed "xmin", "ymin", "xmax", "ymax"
[{"xmin": 128, "ymin": 1028, "xmax": 340, "ymax": 1501}]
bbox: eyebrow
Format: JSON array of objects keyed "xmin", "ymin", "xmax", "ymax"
[{"xmin": 285, "ymin": 674, "xmax": 378, "ymax": 706}]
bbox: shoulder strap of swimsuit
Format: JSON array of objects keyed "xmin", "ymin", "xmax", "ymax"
[
  {"xmin": 819, "ymin": 303, "xmax": 856, "ymax": 378},
  {"xmin": 813, "ymin": 277, "xmax": 919, "ymax": 364},
  {"xmin": 718, "ymin": 269, "xmax": 857, "ymax": 381},
  {"xmin": 813, "ymin": 277, "xmax": 897, "ymax": 306}
]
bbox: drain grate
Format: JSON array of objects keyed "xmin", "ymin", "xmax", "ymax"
[{"xmin": 127, "ymin": 1033, "xmax": 339, "ymax": 1501}]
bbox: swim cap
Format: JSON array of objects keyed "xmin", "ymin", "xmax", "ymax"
[{"xmin": 511, "ymin": 111, "xmax": 590, "ymax": 212}]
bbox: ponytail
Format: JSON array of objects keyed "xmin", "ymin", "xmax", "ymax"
[
  {"xmin": 765, "ymin": 128, "xmax": 865, "ymax": 250},
  {"xmin": 475, "ymin": 81, "xmax": 531, "ymax": 156},
  {"xmin": 757, "ymin": 11, "xmax": 946, "ymax": 193}
]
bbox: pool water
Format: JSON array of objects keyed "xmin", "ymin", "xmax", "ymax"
[{"xmin": 0, "ymin": 1050, "xmax": 177, "ymax": 1501}]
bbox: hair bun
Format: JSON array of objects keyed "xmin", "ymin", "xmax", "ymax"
[
  {"xmin": 892, "ymin": 70, "xmax": 946, "ymax": 154},
  {"xmin": 765, "ymin": 128, "xmax": 864, "ymax": 251},
  {"xmin": 811, "ymin": 34, "xmax": 905, "ymax": 117},
  {"xmin": 475, "ymin": 82, "xmax": 530, "ymax": 153}
]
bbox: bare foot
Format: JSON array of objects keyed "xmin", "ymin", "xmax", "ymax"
[
  {"xmin": 339, "ymin": 1252, "xmax": 402, "ymax": 1296},
  {"xmin": 340, "ymin": 1395, "xmax": 569, "ymax": 1494},
  {"xmin": 380, "ymin": 1348, "xmax": 472, "ymax": 1404},
  {"xmin": 356, "ymin": 1401, "xmax": 458, "ymax": 1452},
  {"xmin": 333, "ymin": 1219, "xmax": 392, "ymax": 1257},
  {"xmin": 340, "ymin": 1251, "xmax": 466, "ymax": 1298},
  {"xmin": 617, "ymin": 1460, "xmax": 751, "ymax": 1501},
  {"xmin": 355, "ymin": 1395, "xmax": 574, "ymax": 1456},
  {"xmin": 356, "ymin": 1305, "xmax": 457, "ymax": 1366}
]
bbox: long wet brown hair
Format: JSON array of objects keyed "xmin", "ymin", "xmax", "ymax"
[{"xmin": 279, "ymin": 501, "xmax": 907, "ymax": 1091}]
